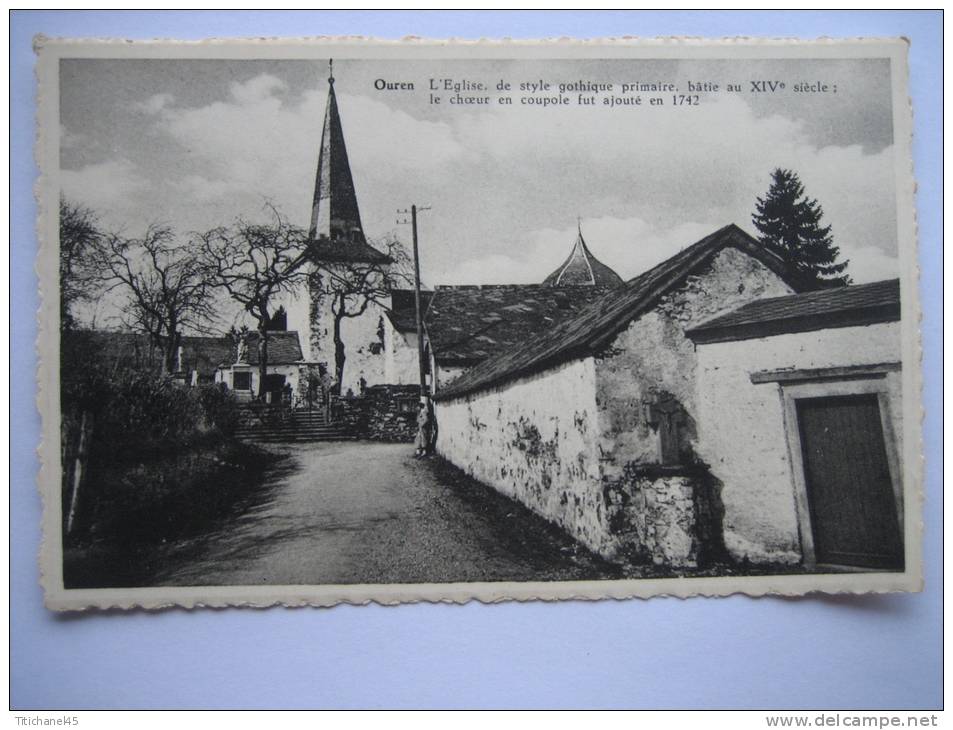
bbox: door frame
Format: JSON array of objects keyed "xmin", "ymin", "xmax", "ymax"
[{"xmin": 778, "ymin": 378, "xmax": 903, "ymax": 570}]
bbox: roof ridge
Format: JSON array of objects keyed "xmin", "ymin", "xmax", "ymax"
[{"xmin": 434, "ymin": 283, "xmax": 549, "ymax": 290}]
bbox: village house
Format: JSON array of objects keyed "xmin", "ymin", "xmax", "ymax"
[
  {"xmin": 211, "ymin": 330, "xmax": 305, "ymax": 403},
  {"xmin": 431, "ymin": 224, "xmax": 906, "ymax": 573}
]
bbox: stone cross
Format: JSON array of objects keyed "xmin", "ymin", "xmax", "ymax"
[{"xmin": 646, "ymin": 393, "xmax": 686, "ymax": 465}]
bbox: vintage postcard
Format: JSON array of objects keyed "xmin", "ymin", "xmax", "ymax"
[{"xmin": 36, "ymin": 37, "xmax": 922, "ymax": 610}]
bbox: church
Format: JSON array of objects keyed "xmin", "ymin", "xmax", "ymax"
[{"xmin": 260, "ymin": 66, "xmax": 629, "ymax": 403}]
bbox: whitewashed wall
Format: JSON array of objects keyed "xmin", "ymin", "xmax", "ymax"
[
  {"xmin": 694, "ymin": 322, "xmax": 902, "ymax": 564},
  {"xmin": 275, "ymin": 265, "xmax": 392, "ymax": 393},
  {"xmin": 219, "ymin": 363, "xmax": 302, "ymax": 400},
  {"xmin": 435, "ymin": 358, "xmax": 620, "ymax": 556},
  {"xmin": 383, "ymin": 321, "xmax": 422, "ymax": 386}
]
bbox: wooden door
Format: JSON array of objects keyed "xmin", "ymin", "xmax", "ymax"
[
  {"xmin": 263, "ymin": 373, "xmax": 286, "ymax": 403},
  {"xmin": 796, "ymin": 394, "xmax": 903, "ymax": 570}
]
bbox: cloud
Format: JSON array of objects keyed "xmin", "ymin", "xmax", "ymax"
[
  {"xmin": 133, "ymin": 92, "xmax": 175, "ymax": 115},
  {"xmin": 229, "ymin": 74, "xmax": 286, "ymax": 105},
  {"xmin": 147, "ymin": 79, "xmax": 473, "ymax": 229},
  {"xmin": 415, "ymin": 95, "xmax": 897, "ymax": 287},
  {"xmin": 60, "ymin": 158, "xmax": 148, "ymax": 220},
  {"xmin": 100, "ymin": 71, "xmax": 899, "ymax": 290},
  {"xmin": 838, "ymin": 245, "xmax": 899, "ymax": 284}
]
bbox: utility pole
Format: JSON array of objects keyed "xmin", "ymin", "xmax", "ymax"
[{"xmin": 397, "ymin": 204, "xmax": 430, "ymax": 402}]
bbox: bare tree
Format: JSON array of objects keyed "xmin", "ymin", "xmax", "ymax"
[
  {"xmin": 94, "ymin": 224, "xmax": 216, "ymax": 374},
  {"xmin": 311, "ymin": 236, "xmax": 413, "ymax": 395},
  {"xmin": 59, "ymin": 197, "xmax": 103, "ymax": 331},
  {"xmin": 196, "ymin": 208, "xmax": 310, "ymax": 398}
]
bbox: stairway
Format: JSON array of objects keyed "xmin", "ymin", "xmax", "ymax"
[{"xmin": 234, "ymin": 406, "xmax": 354, "ymax": 443}]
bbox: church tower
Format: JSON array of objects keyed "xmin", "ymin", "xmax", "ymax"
[
  {"xmin": 281, "ymin": 61, "xmax": 392, "ymax": 395},
  {"xmin": 309, "ymin": 62, "xmax": 366, "ymax": 245}
]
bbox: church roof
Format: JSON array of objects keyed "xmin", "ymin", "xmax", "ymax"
[
  {"xmin": 435, "ymin": 224, "xmax": 802, "ymax": 401},
  {"xmin": 390, "ymin": 284, "xmax": 612, "ymax": 365},
  {"xmin": 686, "ymin": 278, "xmax": 900, "ymax": 344},
  {"xmin": 543, "ymin": 226, "xmax": 624, "ymax": 287},
  {"xmin": 307, "ymin": 62, "xmax": 387, "ymax": 263},
  {"xmin": 307, "ymin": 236, "xmax": 392, "ymax": 265}
]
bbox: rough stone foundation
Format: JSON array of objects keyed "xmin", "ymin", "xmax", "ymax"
[
  {"xmin": 602, "ymin": 466, "xmax": 705, "ymax": 568},
  {"xmin": 333, "ymin": 384, "xmax": 420, "ymax": 442}
]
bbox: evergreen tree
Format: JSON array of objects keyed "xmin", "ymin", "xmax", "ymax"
[{"xmin": 752, "ymin": 168, "xmax": 851, "ymax": 290}]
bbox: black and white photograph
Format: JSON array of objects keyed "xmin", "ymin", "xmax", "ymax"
[{"xmin": 38, "ymin": 38, "xmax": 921, "ymax": 609}]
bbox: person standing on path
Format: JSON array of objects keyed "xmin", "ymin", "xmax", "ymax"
[{"xmin": 415, "ymin": 399, "xmax": 434, "ymax": 458}]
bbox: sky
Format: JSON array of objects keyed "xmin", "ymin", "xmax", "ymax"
[{"xmin": 60, "ymin": 55, "xmax": 901, "ymax": 329}]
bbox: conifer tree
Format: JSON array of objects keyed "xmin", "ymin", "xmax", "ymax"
[{"xmin": 752, "ymin": 168, "xmax": 851, "ymax": 290}]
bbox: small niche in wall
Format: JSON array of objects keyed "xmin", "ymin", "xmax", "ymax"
[{"xmin": 642, "ymin": 391, "xmax": 688, "ymax": 465}]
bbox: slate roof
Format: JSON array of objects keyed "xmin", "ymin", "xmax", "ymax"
[
  {"xmin": 236, "ymin": 331, "xmax": 305, "ymax": 365},
  {"xmin": 308, "ymin": 70, "xmax": 368, "ymax": 248},
  {"xmin": 543, "ymin": 228, "xmax": 624, "ymax": 287},
  {"xmin": 392, "ymin": 284, "xmax": 613, "ymax": 366},
  {"xmin": 435, "ymin": 224, "xmax": 800, "ymax": 401},
  {"xmin": 686, "ymin": 279, "xmax": 900, "ymax": 344}
]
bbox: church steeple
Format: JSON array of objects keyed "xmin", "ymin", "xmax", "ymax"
[
  {"xmin": 309, "ymin": 60, "xmax": 366, "ymax": 244},
  {"xmin": 543, "ymin": 221, "xmax": 624, "ymax": 287}
]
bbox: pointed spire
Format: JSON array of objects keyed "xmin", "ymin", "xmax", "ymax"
[
  {"xmin": 543, "ymin": 221, "xmax": 624, "ymax": 287},
  {"xmin": 309, "ymin": 60, "xmax": 365, "ymax": 244}
]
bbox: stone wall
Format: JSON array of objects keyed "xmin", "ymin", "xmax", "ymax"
[
  {"xmin": 604, "ymin": 470, "xmax": 696, "ymax": 567},
  {"xmin": 435, "ymin": 359, "xmax": 722, "ymax": 566},
  {"xmin": 435, "ymin": 358, "xmax": 617, "ymax": 556},
  {"xmin": 333, "ymin": 384, "xmax": 420, "ymax": 442},
  {"xmin": 601, "ymin": 463, "xmax": 727, "ymax": 568},
  {"xmin": 593, "ymin": 247, "xmax": 793, "ymax": 481},
  {"xmin": 694, "ymin": 321, "xmax": 902, "ymax": 564}
]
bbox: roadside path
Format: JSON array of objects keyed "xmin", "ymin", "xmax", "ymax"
[{"xmin": 155, "ymin": 442, "xmax": 618, "ymax": 586}]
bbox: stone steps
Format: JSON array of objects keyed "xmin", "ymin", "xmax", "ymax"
[
  {"xmin": 235, "ymin": 407, "xmax": 353, "ymax": 443},
  {"xmin": 235, "ymin": 429, "xmax": 355, "ymax": 443}
]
